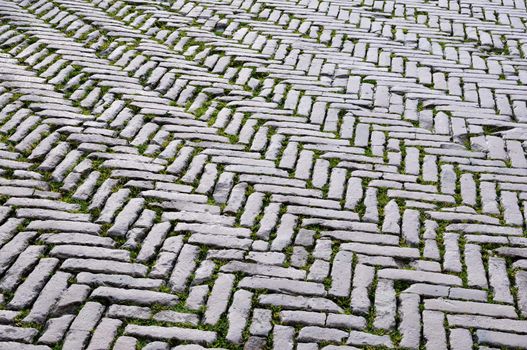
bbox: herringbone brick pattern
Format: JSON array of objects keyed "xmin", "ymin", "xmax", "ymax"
[{"xmin": 0, "ymin": 0, "xmax": 526, "ymax": 348}]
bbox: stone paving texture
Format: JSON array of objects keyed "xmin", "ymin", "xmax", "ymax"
[{"xmin": 0, "ymin": 0, "xmax": 526, "ymax": 348}]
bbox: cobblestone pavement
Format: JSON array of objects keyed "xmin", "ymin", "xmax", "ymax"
[{"xmin": 1, "ymin": 0, "xmax": 527, "ymax": 349}]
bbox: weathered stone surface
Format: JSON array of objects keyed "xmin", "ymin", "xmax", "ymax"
[
  {"xmin": 0, "ymin": 2, "xmax": 525, "ymax": 348},
  {"xmin": 124, "ymin": 325, "xmax": 216, "ymax": 344}
]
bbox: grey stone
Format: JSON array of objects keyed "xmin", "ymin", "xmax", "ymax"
[
  {"xmin": 398, "ymin": 293, "xmax": 420, "ymax": 349},
  {"xmin": 204, "ymin": 273, "xmax": 235, "ymax": 325},
  {"xmin": 259, "ymin": 294, "xmax": 342, "ymax": 313},
  {"xmin": 124, "ymin": 325, "xmax": 216, "ymax": 344},
  {"xmin": 38, "ymin": 315, "xmax": 75, "ymax": 345},
  {"xmin": 347, "ymin": 331, "xmax": 393, "ymax": 348},
  {"xmin": 8, "ymin": 258, "xmax": 59, "ymax": 310},
  {"xmin": 449, "ymin": 328, "xmax": 473, "ymax": 350},
  {"xmin": 423, "ymin": 310, "xmax": 447, "ymax": 350},
  {"xmin": 298, "ymin": 326, "xmax": 348, "ymax": 343},
  {"xmin": 373, "ymin": 279, "xmax": 396, "ymax": 330},
  {"xmin": 250, "ymin": 309, "xmax": 273, "ymax": 336},
  {"xmin": 273, "ymin": 326, "xmax": 295, "ymax": 350},
  {"xmin": 226, "ymin": 289, "xmax": 253, "ymax": 343},
  {"xmin": 91, "ymin": 287, "xmax": 177, "ymax": 306},
  {"xmin": 476, "ymin": 330, "xmax": 527, "ymax": 349},
  {"xmin": 153, "ymin": 311, "xmax": 199, "ymax": 325}
]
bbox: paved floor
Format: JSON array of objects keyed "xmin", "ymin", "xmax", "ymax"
[{"xmin": 0, "ymin": 0, "xmax": 527, "ymax": 349}]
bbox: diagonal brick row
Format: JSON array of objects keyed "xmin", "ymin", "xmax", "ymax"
[{"xmin": 0, "ymin": 0, "xmax": 527, "ymax": 348}]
